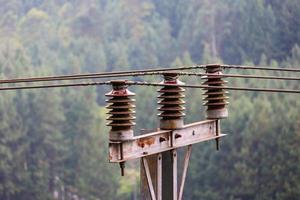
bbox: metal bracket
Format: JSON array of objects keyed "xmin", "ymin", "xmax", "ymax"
[
  {"xmin": 178, "ymin": 145, "xmax": 192, "ymax": 200},
  {"xmin": 109, "ymin": 120, "xmax": 226, "ymax": 163},
  {"xmin": 171, "ymin": 150, "xmax": 178, "ymax": 200},
  {"xmin": 142, "ymin": 157, "xmax": 157, "ymax": 200}
]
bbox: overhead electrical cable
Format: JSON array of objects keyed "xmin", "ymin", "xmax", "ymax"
[
  {"xmin": 0, "ymin": 80, "xmax": 299, "ymax": 94},
  {"xmin": 0, "ymin": 65, "xmax": 206, "ymax": 84},
  {"xmin": 176, "ymin": 72, "xmax": 300, "ymax": 81},
  {"xmin": 0, "ymin": 81, "xmax": 111, "ymax": 90},
  {"xmin": 0, "ymin": 70, "xmax": 299, "ymax": 85},
  {"xmin": 127, "ymin": 81, "xmax": 300, "ymax": 94},
  {"xmin": 222, "ymin": 64, "xmax": 300, "ymax": 72}
]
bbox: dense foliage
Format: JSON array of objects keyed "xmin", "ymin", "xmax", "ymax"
[{"xmin": 0, "ymin": 0, "xmax": 299, "ymax": 199}]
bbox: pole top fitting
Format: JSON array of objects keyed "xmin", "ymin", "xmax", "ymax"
[
  {"xmin": 162, "ymin": 71, "xmax": 179, "ymax": 81},
  {"xmin": 161, "ymin": 72, "xmax": 185, "ymax": 86},
  {"xmin": 205, "ymin": 64, "xmax": 223, "ymax": 73},
  {"xmin": 110, "ymin": 80, "xmax": 129, "ymax": 90}
]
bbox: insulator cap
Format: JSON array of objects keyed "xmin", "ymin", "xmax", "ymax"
[
  {"xmin": 106, "ymin": 80, "xmax": 135, "ymax": 141},
  {"xmin": 158, "ymin": 72, "xmax": 185, "ymax": 129},
  {"xmin": 202, "ymin": 65, "xmax": 229, "ymax": 119}
]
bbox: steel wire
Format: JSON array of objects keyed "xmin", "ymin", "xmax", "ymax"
[
  {"xmin": 0, "ymin": 65, "xmax": 206, "ymax": 84},
  {"xmin": 0, "ymin": 81, "xmax": 111, "ymax": 90},
  {"xmin": 0, "ymin": 80, "xmax": 299, "ymax": 94},
  {"xmin": 127, "ymin": 81, "xmax": 300, "ymax": 94},
  {"xmin": 0, "ymin": 70, "xmax": 299, "ymax": 85},
  {"xmin": 223, "ymin": 64, "xmax": 300, "ymax": 72},
  {"xmin": 176, "ymin": 72, "xmax": 300, "ymax": 81},
  {"xmin": 0, "ymin": 64, "xmax": 299, "ymax": 84}
]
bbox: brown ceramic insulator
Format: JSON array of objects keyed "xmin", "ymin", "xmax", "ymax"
[
  {"xmin": 158, "ymin": 72, "xmax": 185, "ymax": 129},
  {"xmin": 105, "ymin": 80, "xmax": 136, "ymax": 141},
  {"xmin": 202, "ymin": 65, "xmax": 229, "ymax": 119}
]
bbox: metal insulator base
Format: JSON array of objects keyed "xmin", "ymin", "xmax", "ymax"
[
  {"xmin": 160, "ymin": 119, "xmax": 184, "ymax": 130},
  {"xmin": 202, "ymin": 65, "xmax": 229, "ymax": 119},
  {"xmin": 158, "ymin": 72, "xmax": 185, "ymax": 129},
  {"xmin": 106, "ymin": 80, "xmax": 136, "ymax": 141}
]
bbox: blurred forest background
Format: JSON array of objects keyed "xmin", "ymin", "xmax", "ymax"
[{"xmin": 0, "ymin": 0, "xmax": 299, "ymax": 200}]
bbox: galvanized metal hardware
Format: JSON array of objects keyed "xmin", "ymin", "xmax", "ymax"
[
  {"xmin": 158, "ymin": 72, "xmax": 185, "ymax": 130},
  {"xmin": 202, "ymin": 64, "xmax": 229, "ymax": 119}
]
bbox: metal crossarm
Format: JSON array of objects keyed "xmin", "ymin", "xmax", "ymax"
[{"xmin": 109, "ymin": 120, "xmax": 226, "ymax": 163}]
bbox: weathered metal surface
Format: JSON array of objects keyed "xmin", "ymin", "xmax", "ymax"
[
  {"xmin": 109, "ymin": 120, "xmax": 225, "ymax": 163},
  {"xmin": 157, "ymin": 153, "xmax": 162, "ymax": 200},
  {"xmin": 202, "ymin": 65, "xmax": 229, "ymax": 119},
  {"xmin": 158, "ymin": 72, "xmax": 185, "ymax": 130},
  {"xmin": 215, "ymin": 120, "xmax": 220, "ymax": 150},
  {"xmin": 140, "ymin": 154, "xmax": 162, "ymax": 200},
  {"xmin": 105, "ymin": 80, "xmax": 136, "ymax": 141},
  {"xmin": 178, "ymin": 145, "xmax": 192, "ymax": 200},
  {"xmin": 171, "ymin": 150, "xmax": 178, "ymax": 200},
  {"xmin": 172, "ymin": 120, "xmax": 219, "ymax": 147},
  {"xmin": 109, "ymin": 130, "xmax": 171, "ymax": 163},
  {"xmin": 159, "ymin": 119, "xmax": 184, "ymax": 130},
  {"xmin": 142, "ymin": 157, "xmax": 157, "ymax": 200}
]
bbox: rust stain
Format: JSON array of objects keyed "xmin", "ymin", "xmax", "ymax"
[{"xmin": 137, "ymin": 137, "xmax": 155, "ymax": 148}]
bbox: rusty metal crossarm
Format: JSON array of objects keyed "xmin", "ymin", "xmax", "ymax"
[{"xmin": 109, "ymin": 120, "xmax": 226, "ymax": 163}]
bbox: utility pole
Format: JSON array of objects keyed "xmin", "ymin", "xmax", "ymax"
[{"xmin": 107, "ymin": 65, "xmax": 228, "ymax": 200}]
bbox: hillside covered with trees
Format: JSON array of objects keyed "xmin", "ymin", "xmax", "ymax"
[{"xmin": 0, "ymin": 0, "xmax": 299, "ymax": 199}]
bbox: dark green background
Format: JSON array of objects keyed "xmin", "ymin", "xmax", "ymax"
[{"xmin": 0, "ymin": 0, "xmax": 299, "ymax": 199}]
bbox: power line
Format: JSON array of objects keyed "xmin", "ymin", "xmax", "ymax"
[
  {"xmin": 0, "ymin": 80, "xmax": 299, "ymax": 94},
  {"xmin": 0, "ymin": 81, "xmax": 111, "ymax": 90},
  {"xmin": 223, "ymin": 64, "xmax": 300, "ymax": 72},
  {"xmin": 127, "ymin": 81, "xmax": 300, "ymax": 94},
  {"xmin": 0, "ymin": 69, "xmax": 299, "ymax": 85},
  {"xmin": 0, "ymin": 65, "xmax": 206, "ymax": 84},
  {"xmin": 177, "ymin": 72, "xmax": 300, "ymax": 81}
]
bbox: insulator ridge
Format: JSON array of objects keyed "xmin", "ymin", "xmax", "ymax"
[
  {"xmin": 158, "ymin": 72, "xmax": 185, "ymax": 129},
  {"xmin": 105, "ymin": 80, "xmax": 135, "ymax": 141},
  {"xmin": 202, "ymin": 65, "xmax": 229, "ymax": 119}
]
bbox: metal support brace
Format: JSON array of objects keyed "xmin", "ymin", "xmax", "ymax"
[
  {"xmin": 141, "ymin": 153, "xmax": 162, "ymax": 200},
  {"xmin": 171, "ymin": 150, "xmax": 178, "ymax": 200},
  {"xmin": 157, "ymin": 154, "xmax": 162, "ymax": 200},
  {"xmin": 178, "ymin": 145, "xmax": 192, "ymax": 200},
  {"xmin": 142, "ymin": 157, "xmax": 157, "ymax": 200},
  {"xmin": 216, "ymin": 120, "xmax": 220, "ymax": 151}
]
